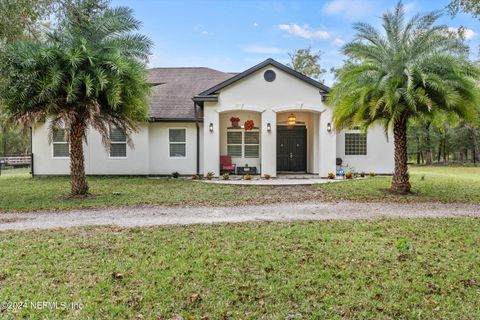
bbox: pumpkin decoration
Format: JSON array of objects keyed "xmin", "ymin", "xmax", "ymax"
[{"xmin": 244, "ymin": 120, "xmax": 254, "ymax": 131}]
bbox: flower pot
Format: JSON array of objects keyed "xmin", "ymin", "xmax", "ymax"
[{"xmin": 231, "ymin": 121, "xmax": 239, "ymax": 127}]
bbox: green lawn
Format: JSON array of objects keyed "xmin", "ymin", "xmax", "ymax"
[
  {"xmin": 0, "ymin": 219, "xmax": 478, "ymax": 319},
  {"xmin": 0, "ymin": 175, "xmax": 326, "ymax": 212},
  {"xmin": 0, "ymin": 166, "xmax": 478, "ymax": 212},
  {"xmin": 318, "ymin": 166, "xmax": 480, "ymax": 203}
]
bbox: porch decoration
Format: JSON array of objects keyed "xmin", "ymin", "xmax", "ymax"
[
  {"xmin": 287, "ymin": 113, "xmax": 296, "ymax": 126},
  {"xmin": 230, "ymin": 116, "xmax": 240, "ymax": 128},
  {"xmin": 244, "ymin": 120, "xmax": 255, "ymax": 131}
]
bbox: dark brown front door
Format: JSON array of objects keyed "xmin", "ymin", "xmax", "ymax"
[{"xmin": 277, "ymin": 126, "xmax": 307, "ymax": 172}]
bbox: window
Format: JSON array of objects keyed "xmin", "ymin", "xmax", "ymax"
[
  {"xmin": 169, "ymin": 128, "xmax": 186, "ymax": 158},
  {"xmin": 345, "ymin": 132, "xmax": 367, "ymax": 155},
  {"xmin": 52, "ymin": 129, "xmax": 69, "ymax": 158},
  {"xmin": 244, "ymin": 131, "xmax": 259, "ymax": 158},
  {"xmin": 110, "ymin": 127, "xmax": 127, "ymax": 158},
  {"xmin": 227, "ymin": 129, "xmax": 260, "ymax": 158},
  {"xmin": 227, "ymin": 131, "xmax": 242, "ymax": 157}
]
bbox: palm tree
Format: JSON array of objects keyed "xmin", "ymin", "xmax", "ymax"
[
  {"xmin": 329, "ymin": 2, "xmax": 480, "ymax": 194},
  {"xmin": 0, "ymin": 0, "xmax": 152, "ymax": 195}
]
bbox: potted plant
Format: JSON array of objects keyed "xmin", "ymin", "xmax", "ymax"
[
  {"xmin": 327, "ymin": 172, "xmax": 335, "ymax": 179},
  {"xmin": 243, "ymin": 174, "xmax": 252, "ymax": 180},
  {"xmin": 244, "ymin": 120, "xmax": 254, "ymax": 130},
  {"xmin": 206, "ymin": 172, "xmax": 214, "ymax": 180},
  {"xmin": 222, "ymin": 173, "xmax": 230, "ymax": 180},
  {"xmin": 230, "ymin": 116, "xmax": 240, "ymax": 128},
  {"xmin": 263, "ymin": 173, "xmax": 271, "ymax": 180}
]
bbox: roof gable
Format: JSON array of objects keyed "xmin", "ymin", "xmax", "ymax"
[{"xmin": 196, "ymin": 58, "xmax": 329, "ymax": 98}]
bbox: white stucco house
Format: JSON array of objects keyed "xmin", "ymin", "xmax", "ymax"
[{"xmin": 31, "ymin": 59, "xmax": 394, "ymax": 177}]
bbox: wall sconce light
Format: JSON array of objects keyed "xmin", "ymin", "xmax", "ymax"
[
  {"xmin": 327, "ymin": 122, "xmax": 332, "ymax": 133},
  {"xmin": 267, "ymin": 123, "xmax": 271, "ymax": 132},
  {"xmin": 209, "ymin": 123, "xmax": 213, "ymax": 132}
]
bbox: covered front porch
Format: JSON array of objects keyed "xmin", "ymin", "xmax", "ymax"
[{"xmin": 204, "ymin": 104, "xmax": 337, "ymax": 178}]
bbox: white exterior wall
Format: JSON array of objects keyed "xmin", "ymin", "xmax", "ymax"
[
  {"xmin": 149, "ymin": 122, "xmax": 198, "ymax": 175},
  {"xmin": 336, "ymin": 125, "xmax": 394, "ymax": 174},
  {"xmin": 32, "ymin": 121, "xmax": 199, "ymax": 176}
]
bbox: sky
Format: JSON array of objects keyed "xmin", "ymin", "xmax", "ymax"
[{"xmin": 111, "ymin": 0, "xmax": 480, "ymax": 86}]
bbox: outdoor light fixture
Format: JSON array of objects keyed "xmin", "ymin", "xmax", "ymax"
[
  {"xmin": 209, "ymin": 123, "xmax": 213, "ymax": 132},
  {"xmin": 267, "ymin": 123, "xmax": 271, "ymax": 132},
  {"xmin": 287, "ymin": 113, "xmax": 296, "ymax": 126},
  {"xmin": 327, "ymin": 122, "xmax": 332, "ymax": 132}
]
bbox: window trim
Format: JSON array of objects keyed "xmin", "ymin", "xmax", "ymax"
[
  {"xmin": 109, "ymin": 127, "xmax": 128, "ymax": 159},
  {"xmin": 226, "ymin": 128, "xmax": 260, "ymax": 159},
  {"xmin": 51, "ymin": 128, "xmax": 70, "ymax": 159},
  {"xmin": 344, "ymin": 129, "xmax": 367, "ymax": 156},
  {"xmin": 168, "ymin": 127, "xmax": 187, "ymax": 159}
]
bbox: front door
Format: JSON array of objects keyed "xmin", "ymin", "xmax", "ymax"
[{"xmin": 277, "ymin": 126, "xmax": 307, "ymax": 172}]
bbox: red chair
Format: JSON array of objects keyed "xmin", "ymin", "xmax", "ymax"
[{"xmin": 220, "ymin": 155, "xmax": 236, "ymax": 174}]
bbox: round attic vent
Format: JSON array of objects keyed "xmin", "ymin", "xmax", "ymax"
[{"xmin": 264, "ymin": 70, "xmax": 276, "ymax": 82}]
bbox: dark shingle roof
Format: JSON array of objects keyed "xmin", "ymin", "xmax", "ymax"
[{"xmin": 147, "ymin": 67, "xmax": 234, "ymax": 120}]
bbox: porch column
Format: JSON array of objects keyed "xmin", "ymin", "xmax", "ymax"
[
  {"xmin": 318, "ymin": 108, "xmax": 336, "ymax": 177},
  {"xmin": 203, "ymin": 105, "xmax": 220, "ymax": 177},
  {"xmin": 261, "ymin": 109, "xmax": 276, "ymax": 177}
]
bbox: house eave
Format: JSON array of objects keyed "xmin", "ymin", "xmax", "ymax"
[
  {"xmin": 192, "ymin": 95, "xmax": 219, "ymax": 102},
  {"xmin": 149, "ymin": 117, "xmax": 203, "ymax": 123}
]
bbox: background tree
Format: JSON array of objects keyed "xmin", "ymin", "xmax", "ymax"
[
  {"xmin": 287, "ymin": 46, "xmax": 326, "ymax": 81},
  {"xmin": 329, "ymin": 2, "xmax": 480, "ymax": 194},
  {"xmin": 0, "ymin": 0, "xmax": 152, "ymax": 195},
  {"xmin": 0, "ymin": 0, "xmax": 70, "ymax": 157},
  {"xmin": 448, "ymin": 0, "xmax": 480, "ymax": 17}
]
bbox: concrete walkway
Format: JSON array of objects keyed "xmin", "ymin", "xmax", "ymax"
[
  {"xmin": 198, "ymin": 178, "xmax": 340, "ymax": 185},
  {"xmin": 0, "ymin": 201, "xmax": 479, "ymax": 231}
]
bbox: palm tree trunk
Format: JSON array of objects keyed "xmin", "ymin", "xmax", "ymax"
[
  {"xmin": 425, "ymin": 122, "xmax": 433, "ymax": 165},
  {"xmin": 391, "ymin": 116, "xmax": 411, "ymax": 194},
  {"xmin": 69, "ymin": 121, "xmax": 88, "ymax": 196}
]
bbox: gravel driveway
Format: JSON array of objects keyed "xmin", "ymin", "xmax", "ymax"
[{"xmin": 0, "ymin": 201, "xmax": 479, "ymax": 231}]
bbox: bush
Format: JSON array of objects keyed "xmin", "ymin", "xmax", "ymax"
[
  {"xmin": 345, "ymin": 172, "xmax": 353, "ymax": 179},
  {"xmin": 222, "ymin": 173, "xmax": 230, "ymax": 180},
  {"xmin": 263, "ymin": 173, "xmax": 271, "ymax": 180},
  {"xmin": 171, "ymin": 172, "xmax": 180, "ymax": 178},
  {"xmin": 206, "ymin": 172, "xmax": 215, "ymax": 180},
  {"xmin": 327, "ymin": 172, "xmax": 336, "ymax": 179},
  {"xmin": 369, "ymin": 172, "xmax": 376, "ymax": 177},
  {"xmin": 191, "ymin": 174, "xmax": 200, "ymax": 180},
  {"xmin": 360, "ymin": 172, "xmax": 365, "ymax": 178},
  {"xmin": 243, "ymin": 174, "xmax": 252, "ymax": 180}
]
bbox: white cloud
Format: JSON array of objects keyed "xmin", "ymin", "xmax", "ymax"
[
  {"xmin": 448, "ymin": 27, "xmax": 477, "ymax": 40},
  {"xmin": 278, "ymin": 24, "xmax": 330, "ymax": 40},
  {"xmin": 403, "ymin": 2, "xmax": 417, "ymax": 13},
  {"xmin": 333, "ymin": 38, "xmax": 345, "ymax": 46},
  {"xmin": 323, "ymin": 0, "xmax": 376, "ymax": 19},
  {"xmin": 193, "ymin": 24, "xmax": 209, "ymax": 36},
  {"xmin": 243, "ymin": 45, "xmax": 285, "ymax": 54},
  {"xmin": 253, "ymin": 22, "xmax": 259, "ymax": 27}
]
